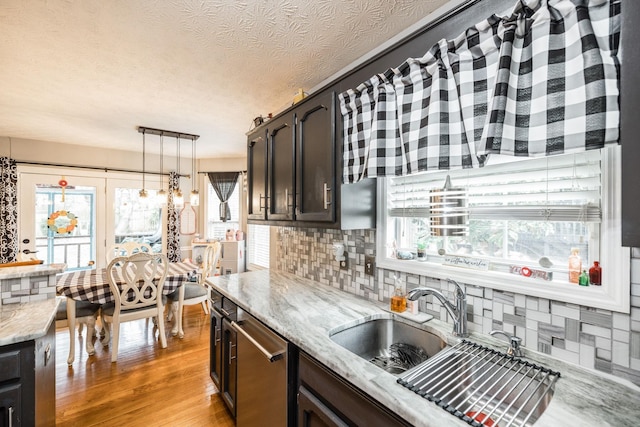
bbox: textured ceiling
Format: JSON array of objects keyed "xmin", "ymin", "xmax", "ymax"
[{"xmin": 0, "ymin": 0, "xmax": 453, "ymax": 158}]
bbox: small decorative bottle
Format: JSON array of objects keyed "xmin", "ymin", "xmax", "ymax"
[
  {"xmin": 390, "ymin": 287, "xmax": 407, "ymax": 313},
  {"xmin": 579, "ymin": 270, "xmax": 589, "ymax": 286},
  {"xmin": 589, "ymin": 261, "xmax": 602, "ymax": 286},
  {"xmin": 568, "ymin": 248, "xmax": 582, "ymax": 284}
]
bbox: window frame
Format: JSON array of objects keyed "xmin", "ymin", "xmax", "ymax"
[
  {"xmin": 205, "ymin": 177, "xmax": 241, "ymax": 240},
  {"xmin": 376, "ymin": 146, "xmax": 630, "ymax": 313}
]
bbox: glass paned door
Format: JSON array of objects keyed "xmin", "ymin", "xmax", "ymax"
[
  {"xmin": 19, "ymin": 171, "xmax": 106, "ymax": 271},
  {"xmin": 106, "ymin": 178, "xmax": 166, "ymax": 256}
]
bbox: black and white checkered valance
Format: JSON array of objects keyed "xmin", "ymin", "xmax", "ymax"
[{"xmin": 339, "ymin": 0, "xmax": 621, "ymax": 184}]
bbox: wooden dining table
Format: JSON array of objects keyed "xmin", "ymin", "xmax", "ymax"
[{"xmin": 56, "ymin": 260, "xmax": 198, "ymax": 364}]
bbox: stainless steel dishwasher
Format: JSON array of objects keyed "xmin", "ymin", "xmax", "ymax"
[{"xmin": 231, "ymin": 310, "xmax": 288, "ymax": 427}]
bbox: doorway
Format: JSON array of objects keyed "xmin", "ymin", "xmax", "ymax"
[{"xmin": 19, "ymin": 171, "xmax": 105, "ymax": 270}]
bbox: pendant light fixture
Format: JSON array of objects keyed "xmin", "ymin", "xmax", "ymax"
[
  {"xmin": 430, "ymin": 175, "xmax": 468, "ymax": 236},
  {"xmin": 156, "ymin": 133, "xmax": 168, "ymax": 204},
  {"xmin": 139, "ymin": 130, "xmax": 148, "ymax": 198},
  {"xmin": 173, "ymin": 135, "xmax": 184, "ymax": 208},
  {"xmin": 189, "ymin": 136, "xmax": 199, "ymax": 206}
]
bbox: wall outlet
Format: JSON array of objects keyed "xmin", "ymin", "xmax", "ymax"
[
  {"xmin": 339, "ymin": 259, "xmax": 348, "ymax": 270},
  {"xmin": 364, "ymin": 255, "xmax": 375, "ymax": 276}
]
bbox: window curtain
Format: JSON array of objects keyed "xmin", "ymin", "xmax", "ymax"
[
  {"xmin": 0, "ymin": 157, "xmax": 18, "ymax": 263},
  {"xmin": 207, "ymin": 172, "xmax": 240, "ymax": 222},
  {"xmin": 166, "ymin": 171, "xmax": 181, "ymax": 262},
  {"xmin": 339, "ymin": 0, "xmax": 621, "ymax": 183}
]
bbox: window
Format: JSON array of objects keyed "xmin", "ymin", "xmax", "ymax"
[
  {"xmin": 206, "ymin": 178, "xmax": 240, "ymax": 240},
  {"xmin": 378, "ymin": 145, "xmax": 629, "ymax": 312},
  {"xmin": 247, "ymin": 224, "xmax": 270, "ymax": 269}
]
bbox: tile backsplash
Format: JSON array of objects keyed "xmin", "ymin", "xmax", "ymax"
[{"xmin": 275, "ymin": 227, "xmax": 640, "ymax": 387}]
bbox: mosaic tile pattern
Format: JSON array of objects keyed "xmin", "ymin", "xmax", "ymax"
[
  {"xmin": 0, "ymin": 274, "xmax": 57, "ymax": 305},
  {"xmin": 275, "ymin": 226, "xmax": 640, "ymax": 386}
]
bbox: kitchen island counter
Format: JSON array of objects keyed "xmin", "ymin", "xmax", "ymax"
[{"xmin": 209, "ymin": 270, "xmax": 640, "ymax": 427}]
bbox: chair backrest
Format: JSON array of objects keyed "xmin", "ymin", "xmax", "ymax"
[
  {"xmin": 201, "ymin": 242, "xmax": 221, "ymax": 282},
  {"xmin": 106, "ymin": 241, "xmax": 154, "ymax": 263},
  {"xmin": 106, "ymin": 252, "xmax": 168, "ymax": 313}
]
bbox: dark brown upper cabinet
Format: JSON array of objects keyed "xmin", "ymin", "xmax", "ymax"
[
  {"xmin": 267, "ymin": 116, "xmax": 295, "ymax": 221},
  {"xmin": 295, "ymin": 91, "xmax": 336, "ymax": 223},
  {"xmin": 247, "ymin": 130, "xmax": 267, "ymax": 221}
]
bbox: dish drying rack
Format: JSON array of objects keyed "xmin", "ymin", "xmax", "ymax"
[{"xmin": 397, "ymin": 340, "xmax": 560, "ymax": 427}]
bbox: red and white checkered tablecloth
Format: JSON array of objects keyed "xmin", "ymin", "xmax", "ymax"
[{"xmin": 56, "ymin": 261, "xmax": 198, "ymax": 304}]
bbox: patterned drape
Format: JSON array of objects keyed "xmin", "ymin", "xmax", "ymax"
[
  {"xmin": 339, "ymin": 0, "xmax": 621, "ymax": 183},
  {"xmin": 207, "ymin": 172, "xmax": 240, "ymax": 221},
  {"xmin": 166, "ymin": 171, "xmax": 181, "ymax": 262},
  {"xmin": 0, "ymin": 157, "xmax": 18, "ymax": 263}
]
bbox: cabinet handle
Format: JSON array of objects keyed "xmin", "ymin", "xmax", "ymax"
[
  {"xmin": 323, "ymin": 183, "xmax": 332, "ymax": 210},
  {"xmin": 215, "ymin": 326, "xmax": 221, "ymax": 344},
  {"xmin": 8, "ymin": 406, "xmax": 13, "ymax": 427},
  {"xmin": 229, "ymin": 342, "xmax": 236, "ymax": 364},
  {"xmin": 285, "ymin": 188, "xmax": 294, "ymax": 209},
  {"xmin": 259, "ymin": 193, "xmax": 267, "ymax": 211}
]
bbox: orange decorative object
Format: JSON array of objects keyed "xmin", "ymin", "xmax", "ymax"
[
  {"xmin": 47, "ymin": 210, "xmax": 78, "ymax": 234},
  {"xmin": 58, "ymin": 175, "xmax": 68, "ymax": 201}
]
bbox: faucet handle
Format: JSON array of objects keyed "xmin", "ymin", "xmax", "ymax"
[{"xmin": 490, "ymin": 330, "xmax": 524, "ymax": 357}]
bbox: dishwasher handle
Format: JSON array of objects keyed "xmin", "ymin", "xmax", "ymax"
[{"xmin": 231, "ymin": 321, "xmax": 285, "ymax": 363}]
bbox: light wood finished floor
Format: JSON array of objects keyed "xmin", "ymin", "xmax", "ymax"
[{"xmin": 55, "ymin": 305, "xmax": 235, "ymax": 427}]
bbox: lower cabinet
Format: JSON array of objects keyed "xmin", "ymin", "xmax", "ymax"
[
  {"xmin": 298, "ymin": 352, "xmax": 410, "ymax": 427},
  {"xmin": 221, "ymin": 318, "xmax": 237, "ymax": 416},
  {"xmin": 210, "ymin": 290, "xmax": 238, "ymax": 418},
  {"xmin": 0, "ymin": 319, "xmax": 55, "ymax": 427}
]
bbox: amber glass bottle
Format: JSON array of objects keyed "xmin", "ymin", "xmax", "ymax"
[{"xmin": 589, "ymin": 261, "xmax": 602, "ymax": 286}]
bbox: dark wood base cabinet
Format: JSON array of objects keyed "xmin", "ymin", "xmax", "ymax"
[
  {"xmin": 0, "ymin": 320, "xmax": 55, "ymax": 427},
  {"xmin": 298, "ymin": 352, "xmax": 410, "ymax": 427}
]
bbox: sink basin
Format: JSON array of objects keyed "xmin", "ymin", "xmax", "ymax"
[
  {"xmin": 329, "ymin": 316, "xmax": 447, "ymax": 375},
  {"xmin": 398, "ymin": 340, "xmax": 559, "ymax": 426}
]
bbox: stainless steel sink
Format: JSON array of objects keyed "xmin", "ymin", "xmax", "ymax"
[
  {"xmin": 329, "ymin": 316, "xmax": 448, "ymax": 375},
  {"xmin": 398, "ymin": 340, "xmax": 560, "ymax": 426}
]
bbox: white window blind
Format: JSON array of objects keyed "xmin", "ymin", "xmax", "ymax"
[
  {"xmin": 388, "ymin": 150, "xmax": 601, "ymax": 223},
  {"xmin": 247, "ymin": 224, "xmax": 270, "ymax": 269}
]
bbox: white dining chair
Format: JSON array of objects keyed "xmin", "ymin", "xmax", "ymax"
[
  {"xmin": 101, "ymin": 252, "xmax": 169, "ymax": 362},
  {"xmin": 106, "ymin": 241, "xmax": 153, "ymax": 263},
  {"xmin": 55, "ymin": 296, "xmax": 102, "ymax": 365},
  {"xmin": 167, "ymin": 242, "xmax": 221, "ymax": 336}
]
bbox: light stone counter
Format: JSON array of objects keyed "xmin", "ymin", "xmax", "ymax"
[
  {"xmin": 209, "ymin": 269, "xmax": 640, "ymax": 427},
  {"xmin": 0, "ymin": 297, "xmax": 59, "ymax": 346}
]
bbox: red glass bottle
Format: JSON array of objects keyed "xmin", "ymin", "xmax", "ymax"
[{"xmin": 589, "ymin": 261, "xmax": 602, "ymax": 286}]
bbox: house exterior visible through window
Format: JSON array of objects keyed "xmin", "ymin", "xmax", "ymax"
[{"xmin": 378, "ymin": 145, "xmax": 629, "ymax": 312}]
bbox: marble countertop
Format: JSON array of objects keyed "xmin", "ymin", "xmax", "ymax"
[
  {"xmin": 209, "ymin": 269, "xmax": 640, "ymax": 427},
  {"xmin": 0, "ymin": 297, "xmax": 59, "ymax": 346},
  {"xmin": 0, "ymin": 263, "xmax": 66, "ymax": 280}
]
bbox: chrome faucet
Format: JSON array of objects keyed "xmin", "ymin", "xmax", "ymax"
[
  {"xmin": 407, "ymin": 279, "xmax": 468, "ymax": 338},
  {"xmin": 490, "ymin": 330, "xmax": 524, "ymax": 357}
]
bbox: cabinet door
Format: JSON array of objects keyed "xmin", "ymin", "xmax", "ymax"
[
  {"xmin": 210, "ymin": 309, "xmax": 222, "ymax": 390},
  {"xmin": 221, "ymin": 318, "xmax": 237, "ymax": 417},
  {"xmin": 298, "ymin": 385, "xmax": 348, "ymax": 427},
  {"xmin": 267, "ymin": 116, "xmax": 295, "ymax": 220},
  {"xmin": 296, "ymin": 91, "xmax": 336, "ymax": 222},
  {"xmin": 247, "ymin": 129, "xmax": 267, "ymax": 220},
  {"xmin": 0, "ymin": 383, "xmax": 21, "ymax": 427}
]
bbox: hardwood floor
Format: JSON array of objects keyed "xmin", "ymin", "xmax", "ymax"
[{"xmin": 55, "ymin": 305, "xmax": 235, "ymax": 427}]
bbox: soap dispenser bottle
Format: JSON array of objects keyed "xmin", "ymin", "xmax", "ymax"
[{"xmin": 390, "ymin": 275, "xmax": 406, "ymax": 313}]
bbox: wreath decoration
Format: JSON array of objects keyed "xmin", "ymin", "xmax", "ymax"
[{"xmin": 47, "ymin": 210, "xmax": 78, "ymax": 234}]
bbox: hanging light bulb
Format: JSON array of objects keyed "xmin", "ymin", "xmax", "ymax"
[
  {"xmin": 190, "ymin": 136, "xmax": 200, "ymax": 206},
  {"xmin": 139, "ymin": 130, "xmax": 148, "ymax": 198},
  {"xmin": 174, "ymin": 135, "xmax": 184, "ymax": 208},
  {"xmin": 157, "ymin": 133, "xmax": 168, "ymax": 204}
]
